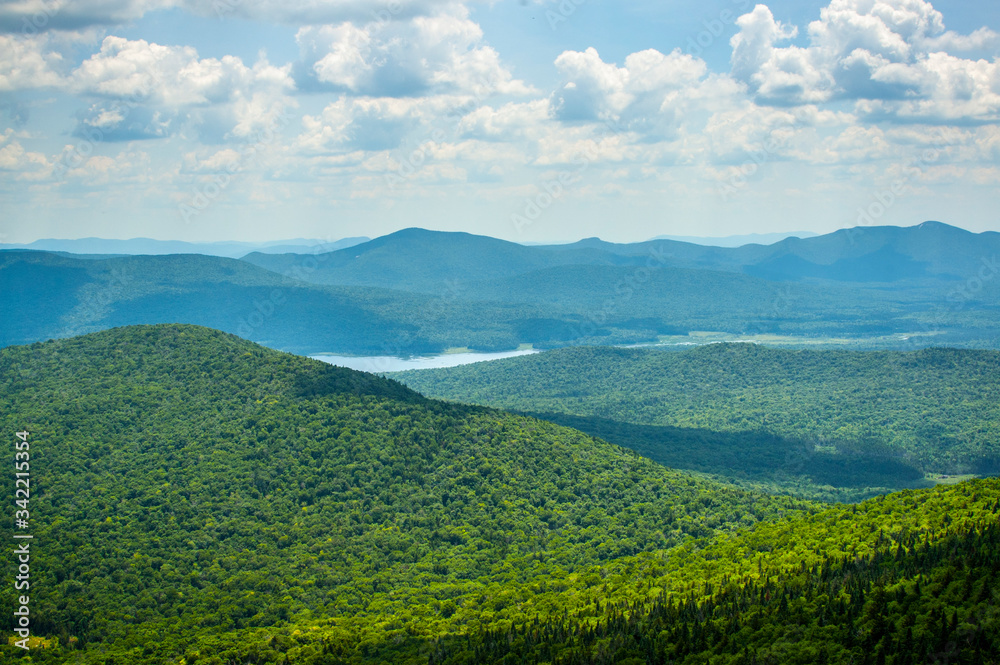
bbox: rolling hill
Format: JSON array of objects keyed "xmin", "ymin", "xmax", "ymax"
[
  {"xmin": 0, "ymin": 324, "xmax": 810, "ymax": 663},
  {"xmin": 0, "ymin": 250, "xmax": 562, "ymax": 354},
  {"xmin": 0, "ymin": 325, "xmax": 997, "ymax": 663},
  {"xmin": 240, "ymin": 222, "xmax": 1000, "ymax": 349},
  {"xmin": 391, "ymin": 344, "xmax": 1000, "ymax": 501}
]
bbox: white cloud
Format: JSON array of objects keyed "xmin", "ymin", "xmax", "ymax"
[
  {"xmin": 552, "ymin": 46, "xmax": 733, "ymax": 142},
  {"xmin": 730, "ymin": 5, "xmax": 819, "ymax": 104},
  {"xmin": 67, "ymin": 37, "xmax": 295, "ymax": 141},
  {"xmin": 0, "ymin": 129, "xmax": 49, "ymax": 177},
  {"xmin": 853, "ymin": 53, "xmax": 1000, "ymax": 122},
  {"xmin": 924, "ymin": 26, "xmax": 1000, "ymax": 52},
  {"xmin": 458, "ymin": 99, "xmax": 552, "ymax": 141},
  {"xmin": 553, "ymin": 47, "xmax": 632, "ymax": 121},
  {"xmin": 0, "ymin": 34, "xmax": 65, "ymax": 90},
  {"xmin": 295, "ymin": 9, "xmax": 533, "ymax": 98},
  {"xmin": 73, "ymin": 37, "xmax": 291, "ymax": 105},
  {"xmin": 297, "ymin": 96, "xmax": 430, "ymax": 153},
  {"xmin": 729, "ymin": 0, "xmax": 1000, "ymax": 121}
]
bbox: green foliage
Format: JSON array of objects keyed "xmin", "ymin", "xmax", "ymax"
[
  {"xmin": 0, "ymin": 325, "xmax": 810, "ymax": 663},
  {"xmin": 392, "ymin": 344, "xmax": 1000, "ymax": 500},
  {"xmin": 437, "ymin": 490, "xmax": 1000, "ymax": 664}
]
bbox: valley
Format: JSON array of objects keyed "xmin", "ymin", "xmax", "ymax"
[
  {"xmin": 0, "ymin": 325, "xmax": 997, "ymax": 664},
  {"xmin": 4, "ymin": 0, "xmax": 1000, "ymax": 660},
  {"xmin": 1, "ymin": 223, "xmax": 998, "ymax": 663},
  {"xmin": 392, "ymin": 343, "xmax": 1000, "ymax": 502}
]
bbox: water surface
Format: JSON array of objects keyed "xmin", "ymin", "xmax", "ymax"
[{"xmin": 311, "ymin": 349, "xmax": 539, "ymax": 373}]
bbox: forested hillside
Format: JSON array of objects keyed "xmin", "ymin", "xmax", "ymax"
[
  {"xmin": 392, "ymin": 344, "xmax": 1000, "ymax": 501},
  {"xmin": 0, "ymin": 326, "xmax": 997, "ymax": 663},
  {"xmin": 438, "ymin": 482, "xmax": 1000, "ymax": 664},
  {"xmin": 244, "ymin": 223, "xmax": 1000, "ymax": 288},
  {"xmin": 0, "ymin": 325, "xmax": 808, "ymax": 663}
]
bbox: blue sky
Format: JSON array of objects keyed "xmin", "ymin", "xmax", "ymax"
[{"xmin": 1, "ymin": 0, "xmax": 998, "ymax": 244}]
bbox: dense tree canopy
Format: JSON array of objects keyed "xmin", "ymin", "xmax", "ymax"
[
  {"xmin": 393, "ymin": 344, "xmax": 1000, "ymax": 501},
  {"xmin": 0, "ymin": 326, "xmax": 996, "ymax": 664},
  {"xmin": 0, "ymin": 325, "xmax": 809, "ymax": 663}
]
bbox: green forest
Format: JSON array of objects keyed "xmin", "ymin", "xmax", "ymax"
[
  {"xmin": 393, "ymin": 344, "xmax": 1000, "ymax": 502},
  {"xmin": 0, "ymin": 326, "xmax": 997, "ymax": 664}
]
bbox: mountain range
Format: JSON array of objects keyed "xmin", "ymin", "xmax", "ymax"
[{"xmin": 3, "ymin": 222, "xmax": 999, "ymax": 354}]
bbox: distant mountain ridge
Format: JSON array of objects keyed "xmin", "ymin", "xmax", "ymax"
[
  {"xmin": 243, "ymin": 221, "xmax": 998, "ymax": 289},
  {"xmin": 3, "ymin": 222, "xmax": 999, "ymax": 354},
  {"xmin": 0, "ymin": 236, "xmax": 370, "ymax": 258},
  {"xmin": 650, "ymin": 230, "xmax": 819, "ymax": 246}
]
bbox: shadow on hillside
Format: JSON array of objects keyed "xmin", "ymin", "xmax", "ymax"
[{"xmin": 518, "ymin": 411, "xmax": 932, "ymax": 495}]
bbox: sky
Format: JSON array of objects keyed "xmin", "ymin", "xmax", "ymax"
[{"xmin": 0, "ymin": 0, "xmax": 998, "ymax": 244}]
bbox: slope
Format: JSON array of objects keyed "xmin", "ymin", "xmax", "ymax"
[
  {"xmin": 242, "ymin": 222, "xmax": 1000, "ymax": 290},
  {"xmin": 0, "ymin": 250, "xmax": 563, "ymax": 354},
  {"xmin": 238, "ymin": 223, "xmax": 1000, "ymax": 348},
  {"xmin": 0, "ymin": 325, "xmax": 810, "ymax": 664},
  {"xmin": 391, "ymin": 344, "xmax": 1000, "ymax": 500},
  {"xmin": 436, "ymin": 479, "xmax": 1000, "ymax": 664},
  {"xmin": 241, "ymin": 227, "xmax": 638, "ymax": 293}
]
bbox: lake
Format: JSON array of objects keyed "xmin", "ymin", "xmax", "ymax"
[{"xmin": 310, "ymin": 349, "xmax": 539, "ymax": 373}]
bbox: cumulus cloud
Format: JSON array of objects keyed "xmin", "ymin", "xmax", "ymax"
[
  {"xmin": 73, "ymin": 37, "xmax": 291, "ymax": 105},
  {"xmin": 0, "ymin": 34, "xmax": 65, "ymax": 90},
  {"xmin": 458, "ymin": 99, "xmax": 553, "ymax": 141},
  {"xmin": 67, "ymin": 36, "xmax": 295, "ymax": 141},
  {"xmin": 730, "ymin": 0, "xmax": 1000, "ymax": 121},
  {"xmin": 0, "ymin": 129, "xmax": 49, "ymax": 177},
  {"xmin": 297, "ymin": 97, "xmax": 430, "ymax": 153},
  {"xmin": 553, "ymin": 47, "xmax": 632, "ymax": 121},
  {"xmin": 730, "ymin": 6, "xmax": 829, "ymax": 105},
  {"xmin": 552, "ymin": 46, "xmax": 745, "ymax": 145},
  {"xmin": 295, "ymin": 9, "xmax": 533, "ymax": 98}
]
